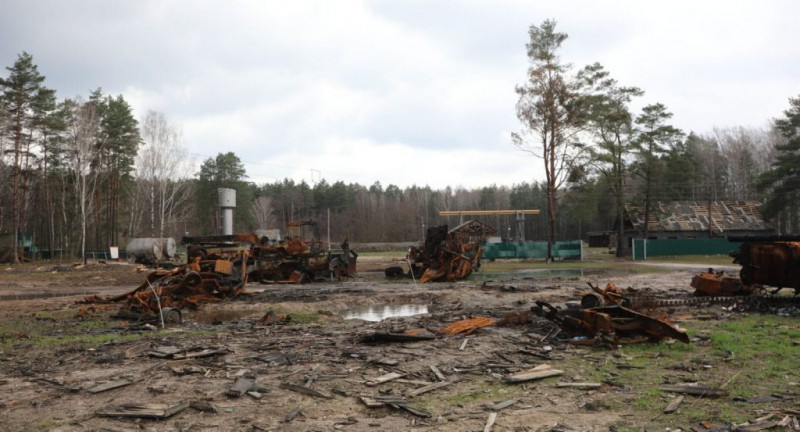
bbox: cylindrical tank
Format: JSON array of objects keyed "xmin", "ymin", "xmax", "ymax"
[
  {"xmin": 218, "ymin": 188, "xmax": 236, "ymax": 208},
  {"xmin": 126, "ymin": 238, "xmax": 176, "ymax": 262},
  {"xmin": 218, "ymin": 188, "xmax": 236, "ymax": 236}
]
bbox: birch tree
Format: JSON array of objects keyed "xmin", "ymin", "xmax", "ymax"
[
  {"xmin": 132, "ymin": 110, "xmax": 191, "ymax": 238},
  {"xmin": 63, "ymin": 98, "xmax": 100, "ymax": 264}
]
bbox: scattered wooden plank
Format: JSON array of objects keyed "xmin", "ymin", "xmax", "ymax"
[
  {"xmin": 396, "ymin": 403, "xmax": 432, "ymax": 418},
  {"xmin": 359, "ymin": 396, "xmax": 432, "ymax": 418},
  {"xmin": 370, "ymin": 357, "xmax": 400, "ymax": 366},
  {"xmin": 365, "ymin": 372, "xmax": 405, "ymax": 386},
  {"xmin": 227, "ymin": 374, "xmax": 256, "ymax": 398},
  {"xmin": 304, "ymin": 368, "xmax": 320, "ymax": 387},
  {"xmin": 663, "ymin": 395, "xmax": 684, "ymax": 414},
  {"xmin": 429, "ymin": 365, "xmax": 446, "ymax": 382},
  {"xmin": 148, "ymin": 346, "xmax": 183, "ymax": 358},
  {"xmin": 279, "ymin": 382, "xmax": 333, "ymax": 399},
  {"xmin": 483, "ymin": 412, "xmax": 497, "ymax": 432},
  {"xmin": 33, "ymin": 377, "xmax": 80, "ymax": 392},
  {"xmin": 554, "ymin": 382, "xmax": 602, "ymax": 389},
  {"xmin": 486, "ymin": 399, "xmax": 517, "ymax": 411},
  {"xmin": 284, "ymin": 406, "xmax": 303, "ymax": 423},
  {"xmin": 96, "ymin": 401, "xmax": 190, "ymax": 419},
  {"xmin": 407, "ymin": 380, "xmax": 452, "ymax": 398},
  {"xmin": 190, "ymin": 400, "xmax": 217, "ymax": 413},
  {"xmin": 505, "ymin": 364, "xmax": 564, "ymax": 383},
  {"xmin": 459, "ymin": 338, "xmax": 470, "ymax": 351},
  {"xmin": 87, "ymin": 378, "xmax": 136, "ymax": 394},
  {"xmin": 361, "ymin": 332, "xmax": 437, "ymax": 343},
  {"xmin": 395, "ymin": 379, "xmax": 435, "ymax": 386},
  {"xmin": 659, "ymin": 384, "xmax": 726, "ymax": 398},
  {"xmin": 734, "ymin": 422, "xmax": 779, "ymax": 432},
  {"xmin": 173, "ymin": 348, "xmax": 228, "ymax": 360}
]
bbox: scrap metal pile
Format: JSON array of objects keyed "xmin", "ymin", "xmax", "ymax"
[
  {"xmin": 82, "ymin": 222, "xmax": 357, "ymax": 320},
  {"xmin": 81, "ymin": 250, "xmax": 250, "ymax": 321},
  {"xmin": 185, "ymin": 222, "xmax": 357, "ymax": 284},
  {"xmin": 406, "ymin": 224, "xmax": 484, "ymax": 283},
  {"xmin": 532, "ymin": 282, "xmax": 689, "ymax": 347}
]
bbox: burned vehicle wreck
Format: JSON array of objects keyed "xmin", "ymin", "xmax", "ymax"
[{"xmin": 402, "ymin": 224, "xmax": 484, "ymax": 283}]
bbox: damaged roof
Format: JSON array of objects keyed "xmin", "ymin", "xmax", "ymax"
[{"xmin": 624, "ymin": 200, "xmax": 772, "ymax": 234}]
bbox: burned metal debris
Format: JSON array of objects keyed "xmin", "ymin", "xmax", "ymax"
[
  {"xmin": 690, "ymin": 269, "xmax": 757, "ymax": 297},
  {"xmin": 532, "ymin": 300, "xmax": 689, "ymax": 346},
  {"xmin": 405, "ymin": 224, "xmax": 484, "ymax": 283},
  {"xmin": 729, "ymin": 235, "xmax": 800, "ymax": 295},
  {"xmin": 185, "ymin": 221, "xmax": 357, "ymax": 284},
  {"xmin": 82, "ymin": 222, "xmax": 357, "ymax": 320}
]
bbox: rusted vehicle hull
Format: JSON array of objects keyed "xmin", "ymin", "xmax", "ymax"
[
  {"xmin": 731, "ymin": 239, "xmax": 800, "ymax": 294},
  {"xmin": 407, "ymin": 225, "xmax": 483, "ymax": 283},
  {"xmin": 532, "ymin": 300, "xmax": 689, "ymax": 346},
  {"xmin": 690, "ymin": 269, "xmax": 757, "ymax": 296}
]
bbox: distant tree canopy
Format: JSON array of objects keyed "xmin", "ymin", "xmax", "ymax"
[
  {"xmin": 195, "ymin": 152, "xmax": 254, "ymax": 235},
  {"xmin": 0, "ymin": 51, "xmax": 796, "ymax": 263}
]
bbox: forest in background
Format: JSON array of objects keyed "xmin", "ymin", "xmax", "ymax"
[{"xmin": 2, "ymin": 38, "xmax": 799, "ymax": 262}]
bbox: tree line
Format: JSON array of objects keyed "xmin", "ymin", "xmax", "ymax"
[{"xmin": 2, "ymin": 32, "xmax": 799, "ymax": 263}]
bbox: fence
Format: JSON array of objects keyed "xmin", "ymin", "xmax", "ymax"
[
  {"xmin": 631, "ymin": 238, "xmax": 740, "ymax": 260},
  {"xmin": 482, "ymin": 240, "xmax": 582, "ymax": 260}
]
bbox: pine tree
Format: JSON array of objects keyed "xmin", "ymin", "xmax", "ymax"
[{"xmin": 0, "ymin": 52, "xmax": 55, "ymax": 263}]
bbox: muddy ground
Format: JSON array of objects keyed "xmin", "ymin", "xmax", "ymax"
[{"xmin": 0, "ymin": 256, "xmax": 798, "ymax": 431}]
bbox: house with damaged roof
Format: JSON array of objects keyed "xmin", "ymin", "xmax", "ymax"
[{"xmin": 617, "ymin": 200, "xmax": 774, "ymax": 254}]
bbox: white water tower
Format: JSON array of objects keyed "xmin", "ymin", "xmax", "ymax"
[{"xmin": 218, "ymin": 188, "xmax": 236, "ymax": 235}]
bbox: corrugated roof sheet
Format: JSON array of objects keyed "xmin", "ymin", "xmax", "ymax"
[{"xmin": 624, "ymin": 200, "xmax": 771, "ymax": 233}]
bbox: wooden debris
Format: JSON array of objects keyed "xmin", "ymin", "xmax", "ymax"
[
  {"xmin": 459, "ymin": 338, "xmax": 470, "ymax": 351},
  {"xmin": 96, "ymin": 401, "xmax": 190, "ymax": 419},
  {"xmin": 87, "ymin": 378, "xmax": 137, "ymax": 394},
  {"xmin": 429, "ymin": 365, "xmax": 446, "ymax": 382},
  {"xmin": 659, "ymin": 384, "xmax": 727, "ymax": 398},
  {"xmin": 361, "ymin": 332, "xmax": 437, "ymax": 343},
  {"xmin": 664, "ymin": 395, "xmax": 684, "ymax": 413},
  {"xmin": 247, "ymin": 391, "xmax": 263, "ymax": 400},
  {"xmin": 483, "ymin": 411, "xmax": 498, "ymax": 432},
  {"xmin": 734, "ymin": 421, "xmax": 778, "ymax": 432},
  {"xmin": 284, "ymin": 406, "xmax": 303, "ymax": 423},
  {"xmin": 486, "ymin": 399, "xmax": 517, "ymax": 411},
  {"xmin": 506, "ymin": 364, "xmax": 564, "ymax": 383},
  {"xmin": 279, "ymin": 382, "xmax": 333, "ymax": 399},
  {"xmin": 227, "ymin": 374, "xmax": 256, "ymax": 398},
  {"xmin": 33, "ymin": 377, "xmax": 80, "ymax": 392},
  {"xmin": 359, "ymin": 396, "xmax": 431, "ymax": 418},
  {"xmin": 554, "ymin": 382, "xmax": 602, "ymax": 389},
  {"xmin": 365, "ymin": 372, "xmax": 405, "ymax": 386},
  {"xmin": 173, "ymin": 348, "xmax": 228, "ymax": 360},
  {"xmin": 407, "ymin": 380, "xmax": 453, "ymax": 397},
  {"xmin": 190, "ymin": 400, "xmax": 217, "ymax": 413},
  {"xmin": 148, "ymin": 346, "xmax": 183, "ymax": 358}
]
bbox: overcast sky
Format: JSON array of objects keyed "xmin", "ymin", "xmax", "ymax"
[{"xmin": 2, "ymin": 1, "xmax": 798, "ymax": 189}]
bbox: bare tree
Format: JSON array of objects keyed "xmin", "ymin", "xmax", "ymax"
[
  {"xmin": 63, "ymin": 98, "xmax": 100, "ymax": 264},
  {"xmin": 713, "ymin": 126, "xmax": 775, "ymax": 200},
  {"xmin": 131, "ymin": 111, "xmax": 191, "ymax": 239},
  {"xmin": 252, "ymin": 195, "xmax": 278, "ymax": 230}
]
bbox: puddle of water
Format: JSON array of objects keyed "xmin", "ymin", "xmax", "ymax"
[
  {"xmin": 342, "ymin": 304, "xmax": 429, "ymax": 322},
  {"xmin": 190, "ymin": 309, "xmax": 254, "ymax": 324},
  {"xmin": 0, "ymin": 291, "xmax": 94, "ymax": 301}
]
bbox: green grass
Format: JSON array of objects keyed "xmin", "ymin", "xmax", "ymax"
[{"xmin": 586, "ymin": 314, "xmax": 800, "ymax": 428}]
